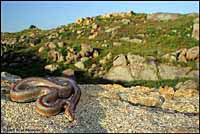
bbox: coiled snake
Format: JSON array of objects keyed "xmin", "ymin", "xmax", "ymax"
[{"xmin": 10, "ymin": 76, "xmax": 81, "ymax": 122}]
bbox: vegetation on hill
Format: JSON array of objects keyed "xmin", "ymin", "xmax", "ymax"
[{"xmin": 1, "ymin": 11, "xmax": 199, "ymax": 88}]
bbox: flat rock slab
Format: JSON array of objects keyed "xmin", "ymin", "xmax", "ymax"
[{"xmin": 1, "ymin": 83, "xmax": 199, "ymax": 133}]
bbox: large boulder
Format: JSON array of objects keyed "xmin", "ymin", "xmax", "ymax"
[
  {"xmin": 91, "ymin": 23, "xmax": 99, "ymax": 30},
  {"xmin": 113, "ymin": 54, "xmax": 127, "ymax": 66},
  {"xmin": 75, "ymin": 18, "xmax": 84, "ymax": 25},
  {"xmin": 178, "ymin": 48, "xmax": 187, "ymax": 62},
  {"xmin": 128, "ymin": 61, "xmax": 158, "ymax": 80},
  {"xmin": 48, "ymin": 50, "xmax": 64, "ymax": 62},
  {"xmin": 62, "ymin": 69, "xmax": 75, "ymax": 78},
  {"xmin": 45, "ymin": 42, "xmax": 56, "ymax": 49},
  {"xmin": 175, "ymin": 80, "xmax": 199, "ymax": 90},
  {"xmin": 127, "ymin": 53, "xmax": 145, "ymax": 64},
  {"xmin": 48, "ymin": 50, "xmax": 58, "ymax": 61},
  {"xmin": 192, "ymin": 18, "xmax": 199, "ymax": 40},
  {"xmin": 187, "ymin": 70, "xmax": 199, "ymax": 79},
  {"xmin": 65, "ymin": 51, "xmax": 75, "ymax": 64},
  {"xmin": 57, "ymin": 42, "xmax": 64, "ymax": 48},
  {"xmin": 162, "ymin": 46, "xmax": 199, "ymax": 63},
  {"xmin": 137, "ymin": 63, "xmax": 159, "ymax": 80},
  {"xmin": 118, "ymin": 86, "xmax": 162, "ymax": 107},
  {"xmin": 44, "ymin": 64, "xmax": 59, "ymax": 72},
  {"xmin": 92, "ymin": 50, "xmax": 99, "ymax": 58},
  {"xmin": 147, "ymin": 13, "xmax": 180, "ymax": 21},
  {"xmin": 158, "ymin": 64, "xmax": 191, "ymax": 79},
  {"xmin": 162, "ymin": 53, "xmax": 177, "ymax": 62},
  {"xmin": 106, "ymin": 54, "xmax": 158, "ymax": 81},
  {"xmin": 161, "ymin": 96, "xmax": 199, "ymax": 113},
  {"xmin": 104, "ymin": 66, "xmax": 133, "ymax": 81},
  {"xmin": 38, "ymin": 46, "xmax": 45, "ymax": 53},
  {"xmin": 192, "ymin": 23, "xmax": 199, "ymax": 40},
  {"xmin": 80, "ymin": 43, "xmax": 93, "ymax": 57},
  {"xmin": 84, "ymin": 17, "xmax": 92, "ymax": 25},
  {"xmin": 186, "ymin": 46, "xmax": 199, "ymax": 61},
  {"xmin": 174, "ymin": 89, "xmax": 199, "ymax": 98},
  {"xmin": 57, "ymin": 55, "xmax": 64, "ymax": 62},
  {"xmin": 75, "ymin": 61, "xmax": 85, "ymax": 70}
]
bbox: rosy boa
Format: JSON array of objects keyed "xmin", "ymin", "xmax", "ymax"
[{"xmin": 10, "ymin": 77, "xmax": 81, "ymax": 122}]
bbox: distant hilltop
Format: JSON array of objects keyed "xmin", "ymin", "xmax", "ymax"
[{"xmin": 1, "ymin": 11, "xmax": 199, "ymax": 33}]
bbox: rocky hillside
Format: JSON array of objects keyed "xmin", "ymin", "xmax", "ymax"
[
  {"xmin": 1, "ymin": 11, "xmax": 199, "ymax": 88},
  {"xmin": 1, "ymin": 11, "xmax": 199, "ymax": 133}
]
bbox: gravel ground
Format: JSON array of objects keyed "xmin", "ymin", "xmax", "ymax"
[{"xmin": 1, "ymin": 83, "xmax": 199, "ymax": 133}]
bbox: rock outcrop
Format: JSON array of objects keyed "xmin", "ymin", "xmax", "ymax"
[
  {"xmin": 162, "ymin": 46, "xmax": 199, "ymax": 63},
  {"xmin": 104, "ymin": 66, "xmax": 133, "ymax": 81},
  {"xmin": 158, "ymin": 64, "xmax": 191, "ymax": 79},
  {"xmin": 44, "ymin": 64, "xmax": 59, "ymax": 72},
  {"xmin": 105, "ymin": 53, "xmax": 199, "ymax": 81},
  {"xmin": 192, "ymin": 18, "xmax": 199, "ymax": 40},
  {"xmin": 147, "ymin": 13, "xmax": 181, "ymax": 21},
  {"xmin": 175, "ymin": 80, "xmax": 199, "ymax": 90},
  {"xmin": 113, "ymin": 54, "xmax": 127, "ymax": 66}
]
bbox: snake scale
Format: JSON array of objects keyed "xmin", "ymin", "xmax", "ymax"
[{"xmin": 10, "ymin": 76, "xmax": 81, "ymax": 122}]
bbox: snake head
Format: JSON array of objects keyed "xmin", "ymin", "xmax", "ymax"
[{"xmin": 64, "ymin": 101, "xmax": 75, "ymax": 122}]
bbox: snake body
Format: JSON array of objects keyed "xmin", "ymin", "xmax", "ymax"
[{"xmin": 10, "ymin": 77, "xmax": 81, "ymax": 121}]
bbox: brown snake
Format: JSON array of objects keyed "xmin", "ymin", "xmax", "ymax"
[{"xmin": 10, "ymin": 76, "xmax": 81, "ymax": 122}]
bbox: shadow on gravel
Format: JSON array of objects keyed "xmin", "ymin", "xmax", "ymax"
[{"xmin": 63, "ymin": 85, "xmax": 108, "ymax": 133}]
